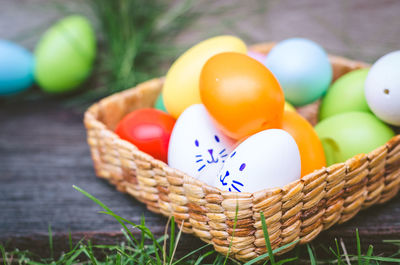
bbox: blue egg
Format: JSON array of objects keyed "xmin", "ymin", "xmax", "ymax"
[
  {"xmin": 265, "ymin": 38, "xmax": 332, "ymax": 106},
  {"xmin": 0, "ymin": 40, "xmax": 35, "ymax": 96}
]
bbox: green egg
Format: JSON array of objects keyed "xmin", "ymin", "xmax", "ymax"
[
  {"xmin": 315, "ymin": 112, "xmax": 395, "ymax": 166},
  {"xmin": 155, "ymin": 93, "xmax": 167, "ymax": 112},
  {"xmin": 319, "ymin": 68, "xmax": 370, "ymax": 121},
  {"xmin": 34, "ymin": 15, "xmax": 96, "ymax": 93}
]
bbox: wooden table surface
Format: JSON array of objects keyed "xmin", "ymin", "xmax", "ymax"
[{"xmin": 1, "ymin": 97, "xmax": 400, "ymax": 259}]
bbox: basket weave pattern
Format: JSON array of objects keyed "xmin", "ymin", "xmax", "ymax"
[{"xmin": 84, "ymin": 43, "xmax": 400, "ymax": 261}]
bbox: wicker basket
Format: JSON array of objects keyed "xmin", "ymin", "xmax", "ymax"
[{"xmin": 84, "ymin": 42, "xmax": 400, "ymax": 262}]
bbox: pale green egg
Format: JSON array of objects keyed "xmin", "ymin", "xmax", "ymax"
[
  {"xmin": 34, "ymin": 15, "xmax": 96, "ymax": 93},
  {"xmin": 319, "ymin": 68, "xmax": 370, "ymax": 120},
  {"xmin": 315, "ymin": 112, "xmax": 395, "ymax": 165}
]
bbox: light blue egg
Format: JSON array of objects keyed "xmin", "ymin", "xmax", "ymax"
[
  {"xmin": 0, "ymin": 40, "xmax": 35, "ymax": 96},
  {"xmin": 265, "ymin": 38, "xmax": 332, "ymax": 106}
]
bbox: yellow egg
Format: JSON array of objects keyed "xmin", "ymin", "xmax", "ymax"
[
  {"xmin": 284, "ymin": 101, "xmax": 296, "ymax": 112},
  {"xmin": 163, "ymin": 36, "xmax": 247, "ymax": 118}
]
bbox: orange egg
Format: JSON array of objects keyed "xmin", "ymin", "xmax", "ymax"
[
  {"xmin": 281, "ymin": 111, "xmax": 326, "ymax": 177},
  {"xmin": 200, "ymin": 52, "xmax": 284, "ymax": 139}
]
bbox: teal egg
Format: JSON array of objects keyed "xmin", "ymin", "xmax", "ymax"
[
  {"xmin": 155, "ymin": 93, "xmax": 167, "ymax": 112},
  {"xmin": 319, "ymin": 68, "xmax": 370, "ymax": 120},
  {"xmin": 34, "ymin": 15, "xmax": 96, "ymax": 93},
  {"xmin": 0, "ymin": 40, "xmax": 34, "ymax": 96},
  {"xmin": 265, "ymin": 38, "xmax": 332, "ymax": 106},
  {"xmin": 315, "ymin": 112, "xmax": 395, "ymax": 165}
]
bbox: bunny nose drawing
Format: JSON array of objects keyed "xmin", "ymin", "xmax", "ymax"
[{"xmin": 207, "ymin": 149, "xmax": 219, "ymax": 164}]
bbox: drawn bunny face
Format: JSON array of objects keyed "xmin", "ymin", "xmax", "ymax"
[
  {"xmin": 218, "ymin": 151, "xmax": 247, "ymax": 192},
  {"xmin": 168, "ymin": 104, "xmax": 234, "ymax": 186},
  {"xmin": 193, "ymin": 134, "xmax": 229, "ymax": 172},
  {"xmin": 214, "ymin": 129, "xmax": 301, "ymax": 193}
]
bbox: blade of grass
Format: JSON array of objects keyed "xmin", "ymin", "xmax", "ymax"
[
  {"xmin": 361, "ymin": 255, "xmax": 400, "ymax": 262},
  {"xmin": 383, "ymin": 240, "xmax": 400, "ymax": 245},
  {"xmin": 318, "ymin": 243, "xmax": 331, "ymax": 257},
  {"xmin": 169, "ymin": 220, "xmax": 184, "ymax": 265},
  {"xmin": 48, "ymin": 224, "xmax": 53, "ymax": 260},
  {"xmin": 224, "ymin": 201, "xmax": 239, "ymax": 265},
  {"xmin": 153, "ymin": 237, "xmax": 162, "ymax": 265},
  {"xmin": 140, "ymin": 215, "xmax": 146, "ymax": 248},
  {"xmin": 213, "ymin": 254, "xmax": 224, "ymax": 265},
  {"xmin": 229, "ymin": 256, "xmax": 244, "ymax": 265},
  {"xmin": 193, "ymin": 250, "xmax": 215, "ymax": 265},
  {"xmin": 276, "ymin": 257, "xmax": 298, "ymax": 265},
  {"xmin": 169, "ymin": 216, "xmax": 175, "ymax": 262},
  {"xmin": 335, "ymin": 238, "xmax": 343, "ymax": 265},
  {"xmin": 99, "ymin": 211, "xmax": 163, "ymax": 253},
  {"xmin": 243, "ymin": 239, "xmax": 299, "ymax": 265},
  {"xmin": 82, "ymin": 242, "xmax": 98, "ymax": 265},
  {"xmin": 260, "ymin": 211, "xmax": 276, "ymax": 265},
  {"xmin": 64, "ymin": 248, "xmax": 85, "ymax": 265},
  {"xmin": 329, "ymin": 247, "xmax": 342, "ymax": 265},
  {"xmin": 0, "ymin": 245, "xmax": 7, "ymax": 265},
  {"xmin": 68, "ymin": 230, "xmax": 73, "ymax": 251},
  {"xmin": 22, "ymin": 260, "xmax": 42, "ymax": 265},
  {"xmin": 99, "ymin": 211, "xmax": 140, "ymax": 249},
  {"xmin": 340, "ymin": 238, "xmax": 351, "ymax": 265},
  {"xmin": 172, "ymin": 244, "xmax": 211, "ymax": 265},
  {"xmin": 356, "ymin": 229, "xmax": 362, "ymax": 265},
  {"xmin": 73, "ymin": 185, "xmax": 140, "ymax": 246},
  {"xmin": 63, "ymin": 238, "xmax": 85, "ymax": 259},
  {"xmin": 115, "ymin": 252, "xmax": 121, "ymax": 265},
  {"xmin": 363, "ymin": 245, "xmax": 373, "ymax": 265},
  {"xmin": 73, "ymin": 185, "xmax": 114, "ymax": 216},
  {"xmin": 163, "ymin": 217, "xmax": 171, "ymax": 265},
  {"xmin": 307, "ymin": 244, "xmax": 317, "ymax": 265},
  {"xmin": 120, "ymin": 229, "xmax": 136, "ymax": 248}
]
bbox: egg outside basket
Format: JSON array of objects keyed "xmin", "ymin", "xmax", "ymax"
[{"xmin": 84, "ymin": 42, "xmax": 400, "ymax": 262}]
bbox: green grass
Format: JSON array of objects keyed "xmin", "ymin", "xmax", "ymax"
[
  {"xmin": 86, "ymin": 0, "xmax": 197, "ymax": 94},
  {"xmin": 3, "ymin": 186, "xmax": 400, "ymax": 264}
]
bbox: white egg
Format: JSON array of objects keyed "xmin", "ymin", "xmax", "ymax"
[
  {"xmin": 214, "ymin": 129, "xmax": 301, "ymax": 193},
  {"xmin": 168, "ymin": 104, "xmax": 234, "ymax": 185},
  {"xmin": 365, "ymin": 51, "xmax": 400, "ymax": 126}
]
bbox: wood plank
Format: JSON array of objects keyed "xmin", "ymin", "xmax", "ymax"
[{"xmin": 0, "ymin": 99, "xmax": 165, "ymax": 237}]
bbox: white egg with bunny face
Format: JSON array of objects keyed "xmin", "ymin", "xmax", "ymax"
[
  {"xmin": 214, "ymin": 129, "xmax": 301, "ymax": 193},
  {"xmin": 168, "ymin": 104, "xmax": 234, "ymax": 186},
  {"xmin": 365, "ymin": 51, "xmax": 400, "ymax": 126}
]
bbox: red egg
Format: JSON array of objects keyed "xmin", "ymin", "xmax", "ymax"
[{"xmin": 115, "ymin": 109, "xmax": 176, "ymax": 163}]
